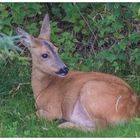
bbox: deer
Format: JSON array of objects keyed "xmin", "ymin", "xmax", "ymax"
[{"xmin": 16, "ymin": 14, "xmax": 140, "ymax": 131}]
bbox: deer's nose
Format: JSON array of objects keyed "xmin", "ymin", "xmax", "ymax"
[{"xmin": 56, "ymin": 67, "xmax": 69, "ymax": 77}]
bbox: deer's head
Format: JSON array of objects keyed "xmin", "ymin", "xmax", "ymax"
[{"xmin": 16, "ymin": 14, "xmax": 69, "ymax": 77}]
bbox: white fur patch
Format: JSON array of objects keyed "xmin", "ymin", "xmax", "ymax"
[
  {"xmin": 115, "ymin": 96, "xmax": 122, "ymax": 112},
  {"xmin": 71, "ymin": 100, "xmax": 95, "ymax": 127}
]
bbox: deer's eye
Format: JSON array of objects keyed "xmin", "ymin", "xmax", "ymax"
[{"xmin": 42, "ymin": 53, "xmax": 49, "ymax": 59}]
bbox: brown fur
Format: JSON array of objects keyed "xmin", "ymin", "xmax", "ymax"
[
  {"xmin": 34, "ymin": 71, "xmax": 139, "ymax": 121},
  {"xmin": 16, "ymin": 14, "xmax": 140, "ymax": 131}
]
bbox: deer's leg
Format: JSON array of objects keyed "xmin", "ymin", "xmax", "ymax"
[
  {"xmin": 58, "ymin": 99, "xmax": 96, "ymax": 131},
  {"xmin": 36, "ymin": 109, "xmax": 57, "ymax": 121},
  {"xmin": 58, "ymin": 122, "xmax": 95, "ymax": 132},
  {"xmin": 79, "ymin": 80, "xmax": 136, "ymax": 127}
]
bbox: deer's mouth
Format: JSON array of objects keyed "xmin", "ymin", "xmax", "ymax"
[
  {"xmin": 56, "ymin": 73, "xmax": 67, "ymax": 77},
  {"xmin": 55, "ymin": 67, "xmax": 69, "ymax": 77}
]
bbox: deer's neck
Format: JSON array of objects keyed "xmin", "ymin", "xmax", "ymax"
[{"xmin": 31, "ymin": 65, "xmax": 54, "ymax": 99}]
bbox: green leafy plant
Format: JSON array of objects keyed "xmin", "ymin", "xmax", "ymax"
[{"xmin": 0, "ymin": 33, "xmax": 21, "ymax": 61}]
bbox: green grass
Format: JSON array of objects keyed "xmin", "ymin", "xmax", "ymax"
[{"xmin": 0, "ymin": 59, "xmax": 140, "ymax": 137}]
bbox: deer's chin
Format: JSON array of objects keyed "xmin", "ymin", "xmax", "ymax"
[{"xmin": 56, "ymin": 73, "xmax": 68, "ymax": 78}]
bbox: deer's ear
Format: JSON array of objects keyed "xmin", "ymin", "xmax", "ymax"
[
  {"xmin": 39, "ymin": 14, "xmax": 51, "ymax": 41},
  {"xmin": 16, "ymin": 27, "xmax": 33, "ymax": 48}
]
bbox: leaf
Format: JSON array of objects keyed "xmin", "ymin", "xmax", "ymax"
[
  {"xmin": 96, "ymin": 50, "xmax": 117, "ymax": 62},
  {"xmin": 129, "ymin": 32, "xmax": 140, "ymax": 43},
  {"xmin": 138, "ymin": 8, "xmax": 140, "ymax": 16},
  {"xmin": 117, "ymin": 53, "xmax": 127, "ymax": 61}
]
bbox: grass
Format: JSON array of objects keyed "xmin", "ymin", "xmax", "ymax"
[{"xmin": 0, "ymin": 58, "xmax": 140, "ymax": 137}]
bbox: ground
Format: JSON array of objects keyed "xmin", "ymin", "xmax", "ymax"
[{"xmin": 0, "ymin": 59, "xmax": 140, "ymax": 137}]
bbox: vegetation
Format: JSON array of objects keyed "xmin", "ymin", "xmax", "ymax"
[{"xmin": 0, "ymin": 3, "xmax": 140, "ymax": 137}]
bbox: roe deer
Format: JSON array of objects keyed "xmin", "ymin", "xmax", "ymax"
[{"xmin": 16, "ymin": 14, "xmax": 140, "ymax": 131}]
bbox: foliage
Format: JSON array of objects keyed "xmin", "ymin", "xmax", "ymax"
[
  {"xmin": 0, "ymin": 3, "xmax": 42, "ymax": 35},
  {"xmin": 1, "ymin": 3, "xmax": 140, "ymax": 74},
  {"xmin": 0, "ymin": 34, "xmax": 22, "ymax": 63}
]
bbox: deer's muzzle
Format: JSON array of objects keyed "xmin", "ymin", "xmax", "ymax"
[{"xmin": 55, "ymin": 67, "xmax": 69, "ymax": 77}]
